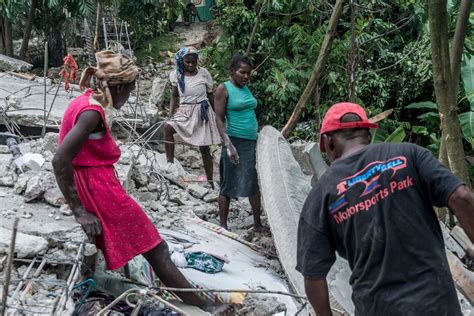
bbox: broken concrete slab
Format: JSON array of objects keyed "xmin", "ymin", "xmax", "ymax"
[
  {"xmin": 38, "ymin": 132, "xmax": 59, "ymax": 153},
  {"xmin": 187, "ymin": 183, "xmax": 209, "ymax": 199},
  {"xmin": 149, "ymin": 76, "xmax": 168, "ymax": 107},
  {"xmin": 0, "ymin": 54, "xmax": 33, "ymax": 72},
  {"xmin": 447, "ymin": 250, "xmax": 474, "ymax": 304},
  {"xmin": 44, "ymin": 186, "xmax": 66, "ymax": 207},
  {"xmin": 131, "ymin": 165, "xmax": 149, "ymax": 187},
  {"xmin": 290, "ymin": 141, "xmax": 315, "ymax": 176},
  {"xmin": 0, "ymin": 145, "xmax": 10, "ymax": 154},
  {"xmin": 149, "ymin": 200, "xmax": 167, "ymax": 214},
  {"xmin": 0, "ymin": 226, "xmax": 48, "ymax": 258},
  {"xmin": 59, "ymin": 204, "xmax": 73, "ymax": 216},
  {"xmin": 0, "ymin": 73, "xmax": 156, "ymax": 130},
  {"xmin": 0, "ymin": 187, "xmax": 81, "ymax": 240},
  {"xmin": 14, "ymin": 170, "xmax": 35, "ymax": 194},
  {"xmin": 168, "ymin": 194, "xmax": 186, "ymax": 206},
  {"xmin": 303, "ymin": 142, "xmax": 328, "ymax": 182},
  {"xmin": 203, "ymin": 190, "xmax": 218, "ymax": 203},
  {"xmin": 450, "ymin": 226, "xmax": 473, "ymax": 252},
  {"xmin": 133, "ymin": 191, "xmax": 157, "ymax": 202},
  {"xmin": 243, "ymin": 215, "xmax": 254, "ymax": 229},
  {"xmin": 257, "ymin": 126, "xmax": 310, "ymax": 297},
  {"xmin": 24, "ymin": 171, "xmax": 56, "ymax": 202},
  {"xmin": 0, "ymin": 173, "xmax": 14, "ymax": 187}
]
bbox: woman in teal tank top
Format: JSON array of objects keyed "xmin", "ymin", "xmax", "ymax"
[{"xmin": 214, "ymin": 54, "xmax": 263, "ymax": 231}]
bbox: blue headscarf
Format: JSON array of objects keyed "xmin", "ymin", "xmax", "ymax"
[{"xmin": 175, "ymin": 47, "xmax": 198, "ymax": 94}]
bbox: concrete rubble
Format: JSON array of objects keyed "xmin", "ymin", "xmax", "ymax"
[
  {"xmin": 0, "ymin": 227, "xmax": 48, "ymax": 258},
  {"xmin": 1, "ymin": 22, "xmax": 470, "ymax": 316},
  {"xmin": 0, "ymin": 131, "xmax": 286, "ymax": 315},
  {"xmin": 0, "ymin": 54, "xmax": 33, "ymax": 72},
  {"xmin": 0, "ymin": 128, "xmax": 472, "ymax": 315}
]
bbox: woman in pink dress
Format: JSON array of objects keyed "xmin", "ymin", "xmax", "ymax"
[{"xmin": 53, "ymin": 50, "xmax": 231, "ymax": 313}]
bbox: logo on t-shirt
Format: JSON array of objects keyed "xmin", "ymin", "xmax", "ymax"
[
  {"xmin": 329, "ymin": 156, "xmax": 412, "ymax": 224},
  {"xmin": 336, "ymin": 157, "xmax": 407, "ymax": 196}
]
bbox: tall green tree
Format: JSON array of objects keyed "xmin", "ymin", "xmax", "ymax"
[
  {"xmin": 19, "ymin": 0, "xmax": 38, "ymax": 60},
  {"xmin": 429, "ymin": 0, "xmax": 473, "ymax": 185},
  {"xmin": 0, "ymin": 0, "xmax": 26, "ymax": 56}
]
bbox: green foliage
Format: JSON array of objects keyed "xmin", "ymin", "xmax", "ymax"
[
  {"xmin": 461, "ymin": 56, "xmax": 474, "ymax": 108},
  {"xmin": 45, "ymin": 0, "xmax": 96, "ymax": 16},
  {"xmin": 0, "ymin": 0, "xmax": 27, "ymax": 20},
  {"xmin": 118, "ymin": 0, "xmax": 184, "ymax": 48},
  {"xmin": 384, "ymin": 126, "xmax": 406, "ymax": 143},
  {"xmin": 204, "ymin": 0, "xmax": 434, "ymax": 135},
  {"xmin": 406, "ymin": 101, "xmax": 437, "ymax": 110},
  {"xmin": 135, "ymin": 32, "xmax": 180, "ymax": 62},
  {"xmin": 459, "ymin": 111, "xmax": 474, "ymax": 149}
]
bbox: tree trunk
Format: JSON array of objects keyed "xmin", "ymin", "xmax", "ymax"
[
  {"xmin": 313, "ymin": 85, "xmax": 321, "ymax": 130},
  {"xmin": 4, "ymin": 19, "xmax": 13, "ymax": 57},
  {"xmin": 347, "ymin": 0, "xmax": 358, "ymax": 102},
  {"xmin": 0, "ymin": 17, "xmax": 5, "ymax": 55},
  {"xmin": 246, "ymin": 2, "xmax": 264, "ymax": 56},
  {"xmin": 450, "ymin": 0, "xmax": 473, "ymax": 97},
  {"xmin": 428, "ymin": 0, "xmax": 470, "ymax": 185},
  {"xmin": 47, "ymin": 30, "xmax": 66, "ymax": 66},
  {"xmin": 19, "ymin": 0, "xmax": 38, "ymax": 61},
  {"xmin": 281, "ymin": 0, "xmax": 344, "ymax": 138},
  {"xmin": 439, "ymin": 131, "xmax": 449, "ymax": 166}
]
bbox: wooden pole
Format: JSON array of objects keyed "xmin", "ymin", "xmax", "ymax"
[
  {"xmin": 94, "ymin": 2, "xmax": 101, "ymax": 51},
  {"xmin": 1, "ymin": 218, "xmax": 19, "ymax": 316},
  {"xmin": 347, "ymin": 0, "xmax": 358, "ymax": 102},
  {"xmin": 281, "ymin": 0, "xmax": 345, "ymax": 138},
  {"xmin": 41, "ymin": 42, "xmax": 48, "ymax": 138}
]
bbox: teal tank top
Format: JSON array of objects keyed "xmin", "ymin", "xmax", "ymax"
[{"xmin": 223, "ymin": 81, "xmax": 258, "ymax": 140}]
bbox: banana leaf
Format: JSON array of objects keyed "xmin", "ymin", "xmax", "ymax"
[
  {"xmin": 461, "ymin": 56, "xmax": 474, "ymax": 111},
  {"xmin": 459, "ymin": 111, "xmax": 474, "ymax": 148},
  {"xmin": 384, "ymin": 126, "xmax": 406, "ymax": 143},
  {"xmin": 406, "ymin": 101, "xmax": 437, "ymax": 110}
]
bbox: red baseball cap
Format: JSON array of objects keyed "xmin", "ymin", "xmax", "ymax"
[{"xmin": 320, "ymin": 102, "xmax": 378, "ymax": 152}]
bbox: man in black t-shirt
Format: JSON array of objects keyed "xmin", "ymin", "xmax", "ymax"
[{"xmin": 296, "ymin": 102, "xmax": 474, "ymax": 315}]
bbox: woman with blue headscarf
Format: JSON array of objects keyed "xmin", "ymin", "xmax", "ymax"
[{"xmin": 164, "ymin": 47, "xmax": 221, "ymax": 187}]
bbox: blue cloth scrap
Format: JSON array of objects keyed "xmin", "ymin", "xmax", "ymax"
[
  {"xmin": 200, "ymin": 100, "xmax": 209, "ymax": 123},
  {"xmin": 185, "ymin": 251, "xmax": 225, "ymax": 274}
]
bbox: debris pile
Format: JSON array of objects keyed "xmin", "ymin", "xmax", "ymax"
[{"xmin": 0, "ymin": 131, "xmax": 289, "ymax": 315}]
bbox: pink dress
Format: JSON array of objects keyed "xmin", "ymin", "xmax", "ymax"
[{"xmin": 59, "ymin": 90, "xmax": 162, "ymax": 270}]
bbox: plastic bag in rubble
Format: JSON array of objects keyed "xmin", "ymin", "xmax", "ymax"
[
  {"xmin": 184, "ymin": 251, "xmax": 225, "ymax": 274},
  {"xmin": 170, "ymin": 251, "xmax": 187, "ymax": 268}
]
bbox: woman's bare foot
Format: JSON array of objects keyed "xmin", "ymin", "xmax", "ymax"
[
  {"xmin": 219, "ymin": 222, "xmax": 229, "ymax": 230},
  {"xmin": 253, "ymin": 222, "xmax": 266, "ymax": 233}
]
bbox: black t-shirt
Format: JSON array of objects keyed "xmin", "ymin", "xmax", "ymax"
[{"xmin": 296, "ymin": 143, "xmax": 463, "ymax": 316}]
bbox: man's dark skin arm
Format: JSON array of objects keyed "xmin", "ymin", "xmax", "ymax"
[
  {"xmin": 304, "ymin": 278, "xmax": 333, "ymax": 316},
  {"xmin": 448, "ymin": 185, "xmax": 474, "ymax": 244},
  {"xmin": 52, "ymin": 110, "xmax": 103, "ymax": 237}
]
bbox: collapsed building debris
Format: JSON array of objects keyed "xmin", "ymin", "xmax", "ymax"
[
  {"xmin": 1, "ymin": 19, "xmax": 471, "ymax": 316},
  {"xmin": 0, "ymin": 54, "xmax": 33, "ymax": 73},
  {"xmin": 0, "ymin": 127, "xmax": 302, "ymax": 315}
]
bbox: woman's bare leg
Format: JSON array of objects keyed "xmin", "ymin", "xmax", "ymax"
[
  {"xmin": 143, "ymin": 241, "xmax": 234, "ymax": 313},
  {"xmin": 249, "ymin": 190, "xmax": 263, "ymax": 232},
  {"xmin": 199, "ymin": 146, "xmax": 214, "ymax": 188},
  {"xmin": 164, "ymin": 123, "xmax": 176, "ymax": 163},
  {"xmin": 218, "ymin": 194, "xmax": 231, "ymax": 230}
]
